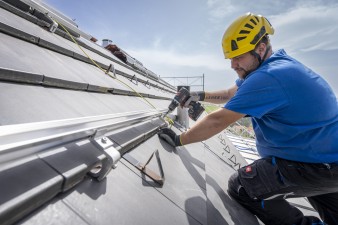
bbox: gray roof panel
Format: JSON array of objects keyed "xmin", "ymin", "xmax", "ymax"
[
  {"xmin": 204, "ymin": 149, "xmax": 261, "ymax": 225},
  {"xmin": 21, "ymin": 160, "xmax": 202, "ymax": 225},
  {"xmin": 0, "ymin": 83, "xmax": 164, "ymax": 125},
  {"xmin": 125, "ymin": 135, "xmax": 208, "ymax": 222},
  {"xmin": 0, "ymin": 33, "xmax": 130, "ymax": 90}
]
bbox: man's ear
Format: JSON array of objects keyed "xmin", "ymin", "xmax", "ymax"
[{"xmin": 257, "ymin": 42, "xmax": 267, "ymax": 57}]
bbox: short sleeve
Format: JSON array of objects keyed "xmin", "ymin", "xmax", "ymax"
[
  {"xmin": 224, "ymin": 73, "xmax": 289, "ymax": 118},
  {"xmin": 235, "ymin": 79, "xmax": 244, "ymax": 87}
]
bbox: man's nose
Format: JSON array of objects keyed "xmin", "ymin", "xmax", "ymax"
[{"xmin": 230, "ymin": 58, "xmax": 237, "ymax": 69}]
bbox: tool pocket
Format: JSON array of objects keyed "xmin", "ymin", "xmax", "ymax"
[{"xmin": 238, "ymin": 158, "xmax": 291, "ymax": 200}]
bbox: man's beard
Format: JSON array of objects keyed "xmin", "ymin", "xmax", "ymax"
[{"xmin": 235, "ymin": 59, "xmax": 259, "ymax": 79}]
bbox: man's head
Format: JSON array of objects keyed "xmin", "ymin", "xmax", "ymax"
[{"xmin": 222, "ymin": 13, "xmax": 274, "ymax": 79}]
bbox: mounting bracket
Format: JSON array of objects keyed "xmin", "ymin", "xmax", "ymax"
[{"xmin": 89, "ymin": 136, "xmax": 121, "ymax": 181}]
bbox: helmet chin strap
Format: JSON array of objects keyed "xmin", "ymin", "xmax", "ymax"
[
  {"xmin": 242, "ymin": 45, "xmax": 271, "ymax": 79},
  {"xmin": 251, "ymin": 45, "xmax": 271, "ymax": 67}
]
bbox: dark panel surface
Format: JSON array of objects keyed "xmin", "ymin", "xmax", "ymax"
[
  {"xmin": 0, "ymin": 157, "xmax": 63, "ymax": 225},
  {"xmin": 19, "ymin": 199, "xmax": 88, "ymax": 225},
  {"xmin": 49, "ymin": 162, "xmax": 201, "ymax": 225},
  {"xmin": 124, "ymin": 134, "xmax": 208, "ymax": 225},
  {"xmin": 204, "ymin": 149, "xmax": 261, "ymax": 225},
  {"xmin": 38, "ymin": 141, "xmax": 104, "ymax": 191}
]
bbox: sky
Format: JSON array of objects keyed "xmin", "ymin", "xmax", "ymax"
[{"xmin": 43, "ymin": 0, "xmax": 338, "ymax": 94}]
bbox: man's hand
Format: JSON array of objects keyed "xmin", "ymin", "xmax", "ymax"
[
  {"xmin": 158, "ymin": 128, "xmax": 182, "ymax": 147},
  {"xmin": 183, "ymin": 91, "xmax": 205, "ymax": 107}
]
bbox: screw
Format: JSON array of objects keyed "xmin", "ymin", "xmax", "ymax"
[{"xmin": 101, "ymin": 137, "xmax": 108, "ymax": 144}]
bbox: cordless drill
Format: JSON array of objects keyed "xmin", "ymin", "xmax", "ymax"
[{"xmin": 164, "ymin": 87, "xmax": 205, "ymax": 121}]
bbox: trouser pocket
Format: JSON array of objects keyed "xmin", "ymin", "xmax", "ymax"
[{"xmin": 238, "ymin": 158, "xmax": 293, "ymax": 200}]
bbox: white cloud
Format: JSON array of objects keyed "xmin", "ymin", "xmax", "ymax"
[
  {"xmin": 270, "ymin": 5, "xmax": 338, "ymax": 53},
  {"xmin": 207, "ymin": 0, "xmax": 236, "ymax": 22},
  {"xmin": 127, "ymin": 48, "xmax": 228, "ymax": 72}
]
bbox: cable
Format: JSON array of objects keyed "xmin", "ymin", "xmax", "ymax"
[{"xmin": 52, "ymin": 18, "xmax": 176, "ymax": 126}]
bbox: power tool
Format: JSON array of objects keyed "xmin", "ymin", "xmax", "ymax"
[{"xmin": 164, "ymin": 87, "xmax": 205, "ymax": 121}]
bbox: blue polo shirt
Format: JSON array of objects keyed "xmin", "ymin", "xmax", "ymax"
[{"xmin": 225, "ymin": 49, "xmax": 338, "ymax": 163}]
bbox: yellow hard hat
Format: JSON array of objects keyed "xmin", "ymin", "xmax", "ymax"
[{"xmin": 222, "ymin": 13, "xmax": 274, "ymax": 59}]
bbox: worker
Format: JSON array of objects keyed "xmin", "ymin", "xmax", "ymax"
[{"xmin": 158, "ymin": 12, "xmax": 338, "ymax": 225}]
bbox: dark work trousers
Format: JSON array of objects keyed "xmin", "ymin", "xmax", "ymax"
[{"xmin": 228, "ymin": 157, "xmax": 338, "ymax": 225}]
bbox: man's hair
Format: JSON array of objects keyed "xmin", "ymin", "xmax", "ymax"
[
  {"xmin": 249, "ymin": 34, "xmax": 272, "ymax": 63},
  {"xmin": 255, "ymin": 35, "xmax": 270, "ymax": 48}
]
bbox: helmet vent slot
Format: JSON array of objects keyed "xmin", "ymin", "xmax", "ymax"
[
  {"xmin": 250, "ymin": 19, "xmax": 257, "ymax": 25},
  {"xmin": 254, "ymin": 16, "xmax": 260, "ymax": 23},
  {"xmin": 250, "ymin": 26, "xmax": 266, "ymax": 45},
  {"xmin": 244, "ymin": 23, "xmax": 254, "ymax": 29},
  {"xmin": 237, "ymin": 37, "xmax": 247, "ymax": 41},
  {"xmin": 231, "ymin": 40, "xmax": 238, "ymax": 51},
  {"xmin": 239, "ymin": 30, "xmax": 250, "ymax": 34}
]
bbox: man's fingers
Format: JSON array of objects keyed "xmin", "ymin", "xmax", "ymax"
[{"xmin": 158, "ymin": 133, "xmax": 176, "ymax": 147}]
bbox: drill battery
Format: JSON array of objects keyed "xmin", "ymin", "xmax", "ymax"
[
  {"xmin": 187, "ymin": 101, "xmax": 204, "ymax": 121},
  {"xmin": 168, "ymin": 87, "xmax": 205, "ymax": 121}
]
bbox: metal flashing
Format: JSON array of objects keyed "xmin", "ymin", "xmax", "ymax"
[
  {"xmin": 0, "ymin": 67, "xmax": 43, "ymax": 84},
  {"xmin": 87, "ymin": 84, "xmax": 110, "ymax": 93},
  {"xmin": 35, "ymin": 0, "xmax": 78, "ymax": 28},
  {"xmin": 138, "ymin": 92, "xmax": 150, "ymax": 98},
  {"xmin": 2, "ymin": 0, "xmax": 31, "ymax": 13},
  {"xmin": 0, "ymin": 6, "xmax": 175, "ymax": 93},
  {"xmin": 0, "ymin": 110, "xmax": 163, "ymax": 162},
  {"xmin": 31, "ymin": 8, "xmax": 52, "ymax": 25},
  {"xmin": 110, "ymin": 88, "xmax": 130, "ymax": 95},
  {"xmin": 0, "ymin": 0, "xmax": 37, "ymax": 24},
  {"xmin": 20, "ymin": 0, "xmax": 86, "ymax": 39},
  {"xmin": 0, "ymin": 21, "xmax": 39, "ymax": 44},
  {"xmin": 0, "ymin": 65, "xmax": 168, "ymax": 99},
  {"xmin": 42, "ymin": 76, "xmax": 89, "ymax": 91},
  {"xmin": 13, "ymin": 30, "xmax": 172, "ymax": 94},
  {"xmin": 38, "ymin": 38, "xmax": 73, "ymax": 57},
  {"xmin": 72, "ymin": 52, "xmax": 93, "ymax": 64}
]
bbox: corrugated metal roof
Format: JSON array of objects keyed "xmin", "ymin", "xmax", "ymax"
[{"xmin": 0, "ymin": 1, "xmax": 319, "ymax": 224}]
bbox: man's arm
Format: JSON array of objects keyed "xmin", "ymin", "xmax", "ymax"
[
  {"xmin": 203, "ymin": 85, "xmax": 238, "ymax": 104},
  {"xmin": 180, "ymin": 108, "xmax": 245, "ymax": 145}
]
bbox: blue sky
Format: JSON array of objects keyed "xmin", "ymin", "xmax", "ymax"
[{"xmin": 44, "ymin": 0, "xmax": 338, "ymax": 94}]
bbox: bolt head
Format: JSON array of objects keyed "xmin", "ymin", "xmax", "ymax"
[{"xmin": 101, "ymin": 137, "xmax": 107, "ymax": 144}]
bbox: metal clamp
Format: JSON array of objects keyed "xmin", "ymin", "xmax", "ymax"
[
  {"xmin": 89, "ymin": 136, "xmax": 121, "ymax": 181},
  {"xmin": 46, "ymin": 14, "xmax": 58, "ymax": 33},
  {"xmin": 106, "ymin": 64, "xmax": 116, "ymax": 78},
  {"xmin": 130, "ymin": 74, "xmax": 138, "ymax": 85},
  {"xmin": 144, "ymin": 80, "xmax": 151, "ymax": 89},
  {"xmin": 49, "ymin": 20, "xmax": 58, "ymax": 33}
]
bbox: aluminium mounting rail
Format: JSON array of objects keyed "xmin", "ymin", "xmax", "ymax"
[
  {"xmin": 0, "ymin": 109, "xmax": 166, "ymax": 164},
  {"xmin": 0, "ymin": 109, "xmax": 168, "ymax": 225}
]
